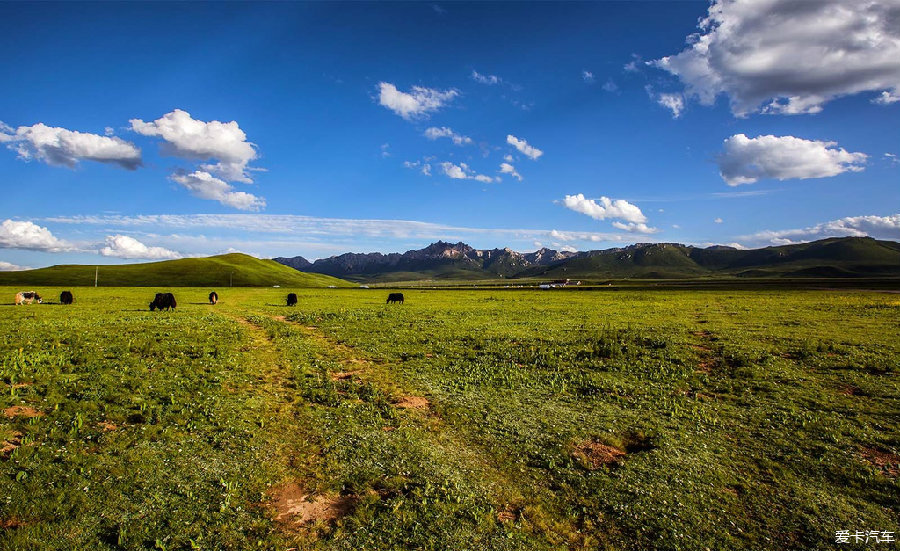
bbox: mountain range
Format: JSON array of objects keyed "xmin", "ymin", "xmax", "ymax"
[{"xmin": 274, "ymin": 237, "xmax": 900, "ymax": 282}]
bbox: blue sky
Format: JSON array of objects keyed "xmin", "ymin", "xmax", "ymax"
[{"xmin": 1, "ymin": 0, "xmax": 898, "ymax": 269}]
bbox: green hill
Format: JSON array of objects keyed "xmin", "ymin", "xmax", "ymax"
[{"xmin": 0, "ymin": 253, "xmax": 351, "ymax": 287}]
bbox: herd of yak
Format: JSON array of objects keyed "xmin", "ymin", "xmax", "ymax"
[{"xmin": 12, "ymin": 290, "xmax": 405, "ymax": 308}]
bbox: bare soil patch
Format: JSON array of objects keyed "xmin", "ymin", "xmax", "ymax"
[
  {"xmin": 268, "ymin": 482, "xmax": 355, "ymax": 529},
  {"xmin": 3, "ymin": 405, "xmax": 44, "ymax": 419},
  {"xmin": 1, "ymin": 431, "xmax": 23, "ymax": 458},
  {"xmin": 860, "ymin": 447, "xmax": 899, "ymax": 478},
  {"xmin": 496, "ymin": 510, "xmax": 517, "ymax": 523},
  {"xmin": 0, "ymin": 517, "xmax": 26, "ymax": 529},
  {"xmin": 330, "ymin": 371, "xmax": 360, "ymax": 381},
  {"xmin": 395, "ymin": 395, "xmax": 430, "ymax": 410},
  {"xmin": 838, "ymin": 384, "xmax": 864, "ymax": 397},
  {"xmin": 573, "ymin": 439, "xmax": 627, "ymax": 469},
  {"xmin": 98, "ymin": 422, "xmax": 118, "ymax": 431}
]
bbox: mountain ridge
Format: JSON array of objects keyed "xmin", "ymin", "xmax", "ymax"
[{"xmin": 274, "ymin": 237, "xmax": 900, "ymax": 281}]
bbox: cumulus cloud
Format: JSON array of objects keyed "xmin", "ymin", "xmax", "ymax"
[
  {"xmin": 656, "ymin": 93, "xmax": 684, "ymax": 118},
  {"xmin": 403, "ymin": 160, "xmax": 433, "ymax": 176},
  {"xmin": 99, "ymin": 235, "xmax": 181, "ymax": 259},
  {"xmin": 170, "ymin": 170, "xmax": 266, "ymax": 211},
  {"xmin": 507, "ymin": 135, "xmax": 543, "ymax": 160},
  {"xmin": 471, "ymin": 70, "xmax": 501, "ymax": 85},
  {"xmin": 0, "ymin": 122, "xmax": 141, "ymax": 170},
  {"xmin": 873, "ymin": 91, "xmax": 900, "ymax": 105},
  {"xmin": 0, "ymin": 219, "xmax": 72, "ymax": 252},
  {"xmin": 717, "ymin": 134, "xmax": 868, "ymax": 186},
  {"xmin": 602, "ymin": 79, "xmax": 618, "ymax": 93},
  {"xmin": 741, "ymin": 214, "xmax": 900, "ymax": 246},
  {"xmin": 562, "ymin": 194, "xmax": 650, "ymax": 227},
  {"xmin": 130, "ymin": 109, "xmax": 258, "ymax": 183},
  {"xmin": 0, "ymin": 261, "xmax": 31, "ymax": 271},
  {"xmin": 611, "ymin": 221, "xmax": 659, "ymax": 234},
  {"xmin": 714, "ymin": 217, "xmax": 724, "ymax": 224},
  {"xmin": 377, "ymin": 82, "xmax": 458, "ymax": 120},
  {"xmin": 499, "ymin": 162, "xmax": 522, "ymax": 181},
  {"xmin": 582, "ymin": 70, "xmax": 594, "ymax": 83},
  {"xmin": 653, "ymin": 0, "xmax": 900, "ymax": 116},
  {"xmin": 439, "ymin": 162, "xmax": 497, "ymax": 183},
  {"xmin": 424, "ymin": 126, "xmax": 472, "ymax": 145}
]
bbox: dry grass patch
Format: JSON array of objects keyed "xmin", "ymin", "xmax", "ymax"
[{"xmin": 268, "ymin": 482, "xmax": 355, "ymax": 530}]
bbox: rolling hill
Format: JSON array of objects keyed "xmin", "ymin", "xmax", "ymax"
[
  {"xmin": 274, "ymin": 237, "xmax": 900, "ymax": 281},
  {"xmin": 0, "ymin": 253, "xmax": 351, "ymax": 287}
]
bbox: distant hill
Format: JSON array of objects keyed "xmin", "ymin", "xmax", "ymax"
[
  {"xmin": 0, "ymin": 253, "xmax": 351, "ymax": 287},
  {"xmin": 274, "ymin": 237, "xmax": 900, "ymax": 281}
]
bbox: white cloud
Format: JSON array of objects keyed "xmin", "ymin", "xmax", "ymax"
[
  {"xmin": 873, "ymin": 91, "xmax": 900, "ymax": 105},
  {"xmin": 714, "ymin": 218, "xmax": 724, "ymax": 224},
  {"xmin": 438, "ymin": 162, "xmax": 497, "ymax": 183},
  {"xmin": 381, "ymin": 143, "xmax": 391, "ymax": 157},
  {"xmin": 424, "ymin": 126, "xmax": 472, "ymax": 145},
  {"xmin": 656, "ymin": 93, "xmax": 684, "ymax": 118},
  {"xmin": 0, "ymin": 219, "xmax": 72, "ymax": 252},
  {"xmin": 471, "ymin": 70, "xmax": 500, "ymax": 85},
  {"xmin": 440, "ymin": 161, "xmax": 468, "ymax": 180},
  {"xmin": 170, "ymin": 170, "xmax": 266, "ymax": 211},
  {"xmin": 582, "ymin": 70, "xmax": 594, "ymax": 83},
  {"xmin": 377, "ymin": 82, "xmax": 458, "ymax": 120},
  {"xmin": 562, "ymin": 194, "xmax": 648, "ymax": 224},
  {"xmin": 99, "ymin": 235, "xmax": 181, "ymax": 259},
  {"xmin": 740, "ymin": 214, "xmax": 900, "ymax": 246},
  {"xmin": 503, "ymin": 154, "xmax": 514, "ymax": 162},
  {"xmin": 653, "ymin": 0, "xmax": 900, "ymax": 116},
  {"xmin": 507, "ymin": 135, "xmax": 543, "ymax": 160},
  {"xmin": 717, "ymin": 134, "xmax": 867, "ymax": 186},
  {"xmin": 0, "ymin": 261, "xmax": 31, "ymax": 271},
  {"xmin": 44, "ymin": 213, "xmax": 649, "ymax": 253},
  {"xmin": 130, "ymin": 109, "xmax": 259, "ymax": 183},
  {"xmin": 0, "ymin": 122, "xmax": 141, "ymax": 170},
  {"xmin": 499, "ymin": 162, "xmax": 522, "ymax": 181},
  {"xmin": 611, "ymin": 221, "xmax": 659, "ymax": 234},
  {"xmin": 602, "ymin": 79, "xmax": 618, "ymax": 93}
]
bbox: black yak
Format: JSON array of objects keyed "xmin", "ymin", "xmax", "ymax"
[
  {"xmin": 60, "ymin": 291, "xmax": 74, "ymax": 305},
  {"xmin": 209, "ymin": 291, "xmax": 218, "ymax": 305},
  {"xmin": 386, "ymin": 293, "xmax": 404, "ymax": 304},
  {"xmin": 150, "ymin": 292, "xmax": 177, "ymax": 311},
  {"xmin": 286, "ymin": 293, "xmax": 298, "ymax": 306}
]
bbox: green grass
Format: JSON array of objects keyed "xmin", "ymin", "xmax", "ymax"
[
  {"xmin": 0, "ymin": 254, "xmax": 351, "ymax": 288},
  {"xmin": 1, "ymin": 286, "xmax": 897, "ymax": 550}
]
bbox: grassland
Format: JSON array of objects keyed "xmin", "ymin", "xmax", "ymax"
[
  {"xmin": 0, "ymin": 254, "xmax": 351, "ymax": 288},
  {"xmin": 1, "ymin": 286, "xmax": 897, "ymax": 550}
]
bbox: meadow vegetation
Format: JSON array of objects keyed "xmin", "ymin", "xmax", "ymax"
[{"xmin": 1, "ymin": 286, "xmax": 897, "ymax": 550}]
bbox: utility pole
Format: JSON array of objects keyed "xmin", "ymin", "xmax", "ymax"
[{"xmin": 95, "ymin": 266, "xmax": 99, "ymax": 287}]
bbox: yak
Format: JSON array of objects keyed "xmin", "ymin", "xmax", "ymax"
[
  {"xmin": 150, "ymin": 292, "xmax": 177, "ymax": 311},
  {"xmin": 14, "ymin": 291, "xmax": 42, "ymax": 305},
  {"xmin": 209, "ymin": 291, "xmax": 219, "ymax": 305},
  {"xmin": 59, "ymin": 291, "xmax": 74, "ymax": 305},
  {"xmin": 386, "ymin": 293, "xmax": 404, "ymax": 304},
  {"xmin": 286, "ymin": 293, "xmax": 298, "ymax": 306}
]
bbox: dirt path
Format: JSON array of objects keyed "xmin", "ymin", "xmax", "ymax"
[
  {"xmin": 246, "ymin": 310, "xmax": 583, "ymax": 543},
  {"xmin": 218, "ymin": 312, "xmax": 351, "ymax": 533}
]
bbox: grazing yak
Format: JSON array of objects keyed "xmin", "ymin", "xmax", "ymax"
[
  {"xmin": 386, "ymin": 293, "xmax": 404, "ymax": 304},
  {"xmin": 60, "ymin": 291, "xmax": 74, "ymax": 305},
  {"xmin": 286, "ymin": 293, "xmax": 298, "ymax": 306},
  {"xmin": 149, "ymin": 292, "xmax": 177, "ymax": 311},
  {"xmin": 209, "ymin": 291, "xmax": 219, "ymax": 305},
  {"xmin": 14, "ymin": 291, "xmax": 42, "ymax": 305}
]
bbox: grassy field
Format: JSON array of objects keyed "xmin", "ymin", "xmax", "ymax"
[
  {"xmin": 1, "ymin": 286, "xmax": 897, "ymax": 550},
  {"xmin": 0, "ymin": 254, "xmax": 351, "ymax": 288}
]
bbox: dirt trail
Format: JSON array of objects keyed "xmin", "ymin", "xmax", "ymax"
[
  {"xmin": 248, "ymin": 310, "xmax": 581, "ymax": 541},
  {"xmin": 218, "ymin": 312, "xmax": 351, "ymax": 532}
]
